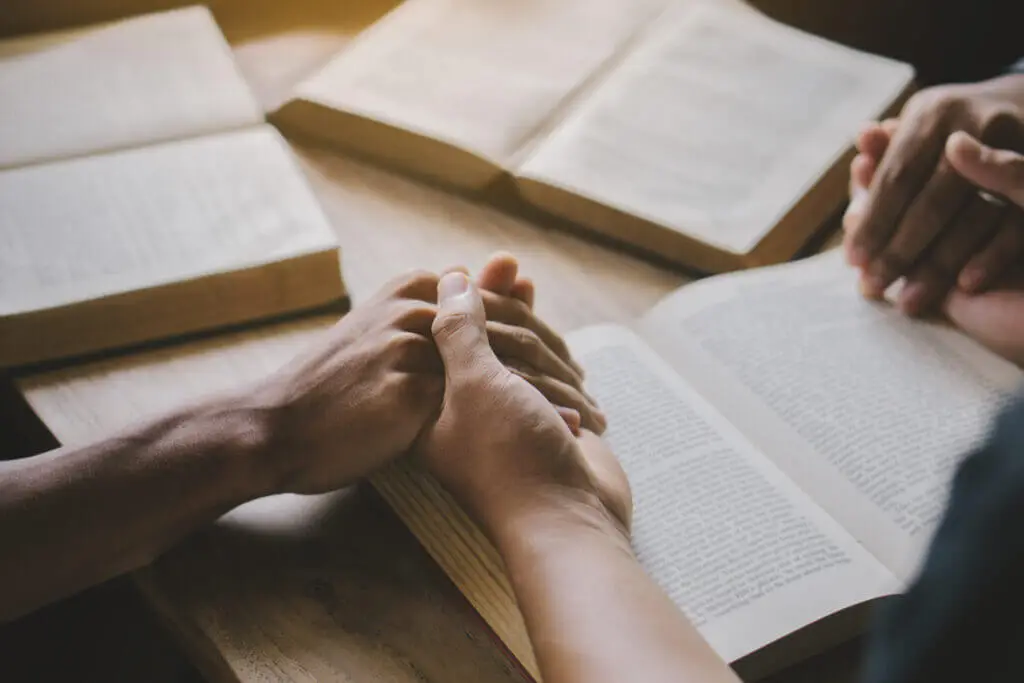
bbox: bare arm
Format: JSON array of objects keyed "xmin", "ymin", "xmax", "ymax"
[
  {"xmin": 496, "ymin": 496, "xmax": 738, "ymax": 683},
  {"xmin": 0, "ymin": 397, "xmax": 274, "ymax": 621}
]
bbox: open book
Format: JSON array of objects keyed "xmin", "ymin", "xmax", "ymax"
[
  {"xmin": 372, "ymin": 252, "xmax": 1019, "ymax": 679},
  {"xmin": 0, "ymin": 6, "xmax": 344, "ymax": 368},
  {"xmin": 274, "ymin": 0, "xmax": 914, "ymax": 273}
]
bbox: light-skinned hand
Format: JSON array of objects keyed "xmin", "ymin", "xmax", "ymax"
[
  {"xmin": 943, "ymin": 133, "xmax": 1024, "ymax": 366},
  {"xmin": 416, "ymin": 271, "xmax": 631, "ymax": 548}
]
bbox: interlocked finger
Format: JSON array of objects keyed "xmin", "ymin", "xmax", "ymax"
[
  {"xmin": 487, "ymin": 321, "xmax": 587, "ymax": 396},
  {"xmin": 482, "ymin": 290, "xmax": 585, "ymax": 377},
  {"xmin": 505, "ymin": 361, "xmax": 606, "ymax": 435},
  {"xmin": 898, "ymin": 195, "xmax": 1005, "ymax": 315},
  {"xmin": 960, "ymin": 211, "xmax": 1024, "ymax": 292}
]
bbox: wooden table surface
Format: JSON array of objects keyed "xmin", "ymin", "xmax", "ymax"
[{"xmin": 0, "ymin": 1, "xmax": 877, "ymax": 681}]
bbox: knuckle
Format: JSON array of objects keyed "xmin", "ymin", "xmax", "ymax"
[
  {"xmin": 876, "ymin": 250, "xmax": 913, "ymax": 278},
  {"xmin": 906, "ymin": 87, "xmax": 957, "ymax": 117},
  {"xmin": 516, "ymin": 326, "xmax": 543, "ymax": 354},
  {"xmin": 881, "ymin": 160, "xmax": 918, "ymax": 199},
  {"xmin": 393, "ymin": 300, "xmax": 436, "ymax": 330},
  {"xmin": 432, "ymin": 311, "xmax": 474, "ymax": 340},
  {"xmin": 387, "ymin": 330, "xmax": 421, "ymax": 355},
  {"xmin": 504, "ymin": 297, "xmax": 531, "ymax": 326},
  {"xmin": 390, "ymin": 269, "xmax": 438, "ymax": 297},
  {"xmin": 979, "ymin": 108, "xmax": 1019, "ymax": 146}
]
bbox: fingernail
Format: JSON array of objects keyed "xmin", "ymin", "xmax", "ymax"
[
  {"xmin": 959, "ymin": 267, "xmax": 983, "ymax": 292},
  {"xmin": 898, "ymin": 282, "xmax": 926, "ymax": 316},
  {"xmin": 438, "ymin": 272, "xmax": 469, "ymax": 302},
  {"xmin": 858, "ymin": 272, "xmax": 886, "ymax": 299}
]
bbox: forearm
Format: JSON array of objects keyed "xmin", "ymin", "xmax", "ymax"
[
  {"xmin": 495, "ymin": 500, "xmax": 739, "ymax": 683},
  {"xmin": 0, "ymin": 394, "xmax": 277, "ymax": 621}
]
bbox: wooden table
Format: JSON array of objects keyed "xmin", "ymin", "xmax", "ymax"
[{"xmin": 0, "ymin": 1, "xmax": 869, "ymax": 681}]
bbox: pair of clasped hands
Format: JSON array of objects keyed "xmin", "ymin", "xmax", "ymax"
[
  {"xmin": 267, "ymin": 253, "xmax": 630, "ymax": 550},
  {"xmin": 843, "ymin": 73, "xmax": 1024, "ymax": 364}
]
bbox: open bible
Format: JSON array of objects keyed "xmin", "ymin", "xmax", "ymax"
[
  {"xmin": 0, "ymin": 6, "xmax": 344, "ymax": 368},
  {"xmin": 274, "ymin": 0, "xmax": 914, "ymax": 273},
  {"xmin": 372, "ymin": 252, "xmax": 1020, "ymax": 679}
]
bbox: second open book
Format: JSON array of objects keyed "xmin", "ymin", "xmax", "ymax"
[
  {"xmin": 373, "ymin": 252, "xmax": 1018, "ymax": 679},
  {"xmin": 276, "ymin": 0, "xmax": 914, "ymax": 272}
]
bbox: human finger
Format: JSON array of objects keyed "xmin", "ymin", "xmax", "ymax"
[
  {"xmin": 507, "ymin": 362, "xmax": 606, "ymax": 434},
  {"xmin": 386, "ymin": 269, "xmax": 441, "ymax": 303},
  {"xmin": 846, "ymin": 106, "xmax": 947, "ymax": 270},
  {"xmin": 850, "ymin": 153, "xmax": 877, "ymax": 196},
  {"xmin": 859, "ymin": 158, "xmax": 974, "ymax": 298},
  {"xmin": 945, "ymin": 272, "xmax": 1024, "ymax": 366},
  {"xmin": 440, "ymin": 265, "xmax": 471, "ymax": 280},
  {"xmin": 844, "ymin": 154, "xmax": 876, "ymax": 250},
  {"xmin": 487, "ymin": 320, "xmax": 587, "ymax": 395},
  {"xmin": 510, "ymin": 277, "xmax": 535, "ymax": 310},
  {"xmin": 857, "ymin": 119, "xmax": 895, "ymax": 159},
  {"xmin": 432, "ymin": 273, "xmax": 502, "ymax": 383},
  {"xmin": 897, "ymin": 196, "xmax": 1004, "ymax": 315},
  {"xmin": 557, "ymin": 407, "xmax": 582, "ymax": 436},
  {"xmin": 958, "ymin": 213, "xmax": 1024, "ymax": 293},
  {"xmin": 945, "ymin": 131, "xmax": 1024, "ymax": 208},
  {"xmin": 481, "ymin": 290, "xmax": 585, "ymax": 377},
  {"xmin": 476, "ymin": 252, "xmax": 519, "ymax": 297}
]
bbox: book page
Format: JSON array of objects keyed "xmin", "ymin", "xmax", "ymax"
[
  {"xmin": 288, "ymin": 0, "xmax": 667, "ymax": 167},
  {"xmin": 638, "ymin": 252, "xmax": 1021, "ymax": 579},
  {"xmin": 0, "ymin": 6, "xmax": 262, "ymax": 169},
  {"xmin": 0, "ymin": 125, "xmax": 337, "ymax": 316},
  {"xmin": 516, "ymin": 3, "xmax": 913, "ymax": 254},
  {"xmin": 566, "ymin": 325, "xmax": 896, "ymax": 663}
]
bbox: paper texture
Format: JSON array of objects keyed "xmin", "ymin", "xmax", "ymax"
[
  {"xmin": 639, "ymin": 252, "xmax": 1020, "ymax": 577},
  {"xmin": 517, "ymin": 3, "xmax": 913, "ymax": 253},
  {"xmin": 0, "ymin": 125, "xmax": 337, "ymax": 315},
  {"xmin": 291, "ymin": 0, "xmax": 666, "ymax": 165},
  {"xmin": 568, "ymin": 325, "xmax": 894, "ymax": 662},
  {"xmin": 0, "ymin": 6, "xmax": 262, "ymax": 169}
]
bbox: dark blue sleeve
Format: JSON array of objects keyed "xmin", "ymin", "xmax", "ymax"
[{"xmin": 862, "ymin": 394, "xmax": 1024, "ymax": 683}]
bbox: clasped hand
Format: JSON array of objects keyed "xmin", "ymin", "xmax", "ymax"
[
  {"xmin": 844, "ymin": 74, "xmax": 1024, "ymax": 315},
  {"xmin": 248, "ymin": 254, "xmax": 629, "ymax": 541},
  {"xmin": 846, "ymin": 76, "xmax": 1024, "ymax": 365}
]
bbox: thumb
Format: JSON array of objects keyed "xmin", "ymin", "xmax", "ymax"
[
  {"xmin": 946, "ymin": 131, "xmax": 1024, "ymax": 208},
  {"xmin": 432, "ymin": 272, "xmax": 501, "ymax": 380}
]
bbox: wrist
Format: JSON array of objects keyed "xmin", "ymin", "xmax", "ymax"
[
  {"xmin": 489, "ymin": 488, "xmax": 633, "ymax": 567},
  {"xmin": 195, "ymin": 391, "xmax": 283, "ymax": 502}
]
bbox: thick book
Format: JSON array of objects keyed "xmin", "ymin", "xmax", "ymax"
[
  {"xmin": 0, "ymin": 6, "xmax": 344, "ymax": 368},
  {"xmin": 371, "ymin": 252, "xmax": 1019, "ymax": 680},
  {"xmin": 273, "ymin": 0, "xmax": 914, "ymax": 273}
]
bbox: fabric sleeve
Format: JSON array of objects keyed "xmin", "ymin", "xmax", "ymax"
[{"xmin": 861, "ymin": 393, "xmax": 1024, "ymax": 683}]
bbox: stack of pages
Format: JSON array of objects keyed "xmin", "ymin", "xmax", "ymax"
[
  {"xmin": 274, "ymin": 0, "xmax": 915, "ymax": 272},
  {"xmin": 0, "ymin": 7, "xmax": 345, "ymax": 368}
]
